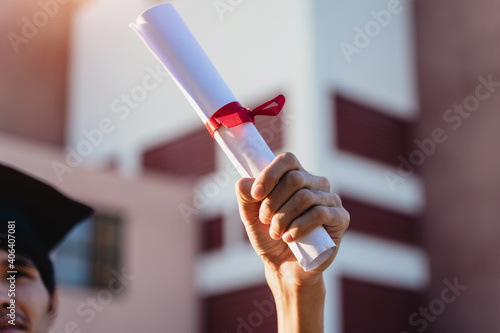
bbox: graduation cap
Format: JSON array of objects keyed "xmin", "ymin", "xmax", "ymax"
[{"xmin": 0, "ymin": 163, "xmax": 93, "ymax": 294}]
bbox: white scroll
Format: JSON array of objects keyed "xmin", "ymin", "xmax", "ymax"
[{"xmin": 131, "ymin": 4, "xmax": 335, "ymax": 270}]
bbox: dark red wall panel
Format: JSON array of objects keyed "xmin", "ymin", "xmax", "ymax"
[
  {"xmin": 142, "ymin": 127, "xmax": 215, "ymax": 176},
  {"xmin": 341, "ymin": 196, "xmax": 420, "ymax": 245},
  {"xmin": 202, "ymin": 284, "xmax": 277, "ymax": 333},
  {"xmin": 254, "ymin": 111, "xmax": 286, "ymax": 153},
  {"xmin": 334, "ymin": 94, "xmax": 413, "ymax": 167},
  {"xmin": 342, "ymin": 277, "xmax": 422, "ymax": 333}
]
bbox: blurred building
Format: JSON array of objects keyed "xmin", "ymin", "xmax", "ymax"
[
  {"xmin": 11, "ymin": 0, "xmax": 498, "ymax": 332},
  {"xmin": 0, "ymin": 1, "xmax": 196, "ymax": 332},
  {"xmin": 65, "ymin": 0, "xmax": 428, "ymax": 332},
  {"xmin": 415, "ymin": 1, "xmax": 500, "ymax": 332}
]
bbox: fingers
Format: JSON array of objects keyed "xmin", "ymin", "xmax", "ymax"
[
  {"xmin": 235, "ymin": 177, "xmax": 265, "ymax": 231},
  {"xmin": 236, "ymin": 152, "xmax": 350, "ymax": 248},
  {"xmin": 251, "ymin": 152, "xmax": 303, "ymax": 200},
  {"xmin": 283, "ymin": 203, "xmax": 350, "ymax": 244},
  {"xmin": 259, "ymin": 170, "xmax": 330, "ymax": 224},
  {"xmin": 236, "ymin": 177, "xmax": 257, "ymax": 204},
  {"xmin": 268, "ymin": 189, "xmax": 338, "ymax": 240}
]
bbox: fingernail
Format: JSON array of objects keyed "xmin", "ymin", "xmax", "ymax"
[
  {"xmin": 251, "ymin": 184, "xmax": 264, "ymax": 200},
  {"xmin": 282, "ymin": 231, "xmax": 293, "ymax": 243}
]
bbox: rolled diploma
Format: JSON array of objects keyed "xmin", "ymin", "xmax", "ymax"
[{"xmin": 131, "ymin": 4, "xmax": 335, "ymax": 271}]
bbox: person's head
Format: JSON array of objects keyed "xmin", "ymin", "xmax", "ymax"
[
  {"xmin": 0, "ymin": 163, "xmax": 93, "ymax": 333},
  {"xmin": 0, "ymin": 250, "xmax": 58, "ymax": 333}
]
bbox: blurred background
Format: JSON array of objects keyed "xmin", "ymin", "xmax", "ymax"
[{"xmin": 1, "ymin": 0, "xmax": 498, "ymax": 332}]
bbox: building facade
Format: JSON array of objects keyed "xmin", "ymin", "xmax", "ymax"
[
  {"xmin": 0, "ymin": 0, "xmax": 446, "ymax": 332},
  {"xmin": 67, "ymin": 0, "xmax": 428, "ymax": 332}
]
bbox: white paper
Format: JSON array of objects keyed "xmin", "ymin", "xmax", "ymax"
[{"xmin": 131, "ymin": 3, "xmax": 335, "ymax": 271}]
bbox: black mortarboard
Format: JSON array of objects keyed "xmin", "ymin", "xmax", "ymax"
[{"xmin": 0, "ymin": 163, "xmax": 93, "ymax": 294}]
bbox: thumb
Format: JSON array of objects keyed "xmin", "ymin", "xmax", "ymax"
[{"xmin": 235, "ymin": 177, "xmax": 258, "ymax": 204}]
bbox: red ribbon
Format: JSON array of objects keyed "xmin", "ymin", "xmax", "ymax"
[{"xmin": 205, "ymin": 94, "xmax": 286, "ymax": 139}]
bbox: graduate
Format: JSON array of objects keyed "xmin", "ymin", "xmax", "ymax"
[{"xmin": 0, "ymin": 164, "xmax": 93, "ymax": 333}]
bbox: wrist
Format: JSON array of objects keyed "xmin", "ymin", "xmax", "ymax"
[
  {"xmin": 263, "ymin": 260, "xmax": 325, "ymax": 293},
  {"xmin": 264, "ymin": 262, "xmax": 326, "ymax": 333}
]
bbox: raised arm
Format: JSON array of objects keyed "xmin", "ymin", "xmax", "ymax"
[{"xmin": 235, "ymin": 152, "xmax": 350, "ymax": 333}]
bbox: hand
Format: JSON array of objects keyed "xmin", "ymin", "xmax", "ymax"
[{"xmin": 235, "ymin": 152, "xmax": 350, "ymax": 286}]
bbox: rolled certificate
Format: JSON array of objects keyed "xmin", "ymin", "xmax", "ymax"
[{"xmin": 131, "ymin": 4, "xmax": 335, "ymax": 271}]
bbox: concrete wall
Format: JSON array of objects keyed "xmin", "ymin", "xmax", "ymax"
[{"xmin": 0, "ymin": 0, "xmax": 79, "ymax": 146}]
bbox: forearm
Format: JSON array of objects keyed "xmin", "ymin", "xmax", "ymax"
[{"xmin": 264, "ymin": 264, "xmax": 326, "ymax": 333}]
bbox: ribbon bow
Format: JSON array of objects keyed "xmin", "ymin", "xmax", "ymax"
[{"xmin": 205, "ymin": 94, "xmax": 285, "ymax": 139}]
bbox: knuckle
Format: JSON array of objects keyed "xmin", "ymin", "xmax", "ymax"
[
  {"xmin": 259, "ymin": 199, "xmax": 273, "ymax": 223},
  {"xmin": 260, "ymin": 199, "xmax": 272, "ymax": 214},
  {"xmin": 318, "ymin": 176, "xmax": 330, "ymax": 191},
  {"xmin": 297, "ymin": 188, "xmax": 315, "ymax": 206},
  {"xmin": 342, "ymin": 207, "xmax": 351, "ymax": 228},
  {"xmin": 311, "ymin": 205, "xmax": 329, "ymax": 221},
  {"xmin": 259, "ymin": 212, "xmax": 271, "ymax": 224},
  {"xmin": 285, "ymin": 170, "xmax": 305, "ymax": 188},
  {"xmin": 278, "ymin": 152, "xmax": 299, "ymax": 168},
  {"xmin": 271, "ymin": 214, "xmax": 287, "ymax": 231},
  {"xmin": 331, "ymin": 193, "xmax": 342, "ymax": 206}
]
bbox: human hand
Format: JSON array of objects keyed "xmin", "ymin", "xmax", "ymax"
[{"xmin": 235, "ymin": 152, "xmax": 350, "ymax": 286}]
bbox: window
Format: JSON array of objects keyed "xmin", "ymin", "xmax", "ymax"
[
  {"xmin": 199, "ymin": 216, "xmax": 223, "ymax": 253},
  {"xmin": 54, "ymin": 212, "xmax": 123, "ymax": 289}
]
